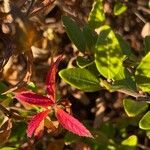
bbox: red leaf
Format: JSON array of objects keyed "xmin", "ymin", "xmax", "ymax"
[
  {"xmin": 34, "ymin": 120, "xmax": 44, "ymax": 139},
  {"xmin": 56, "ymin": 108, "xmax": 93, "ymax": 138},
  {"xmin": 15, "ymin": 91, "xmax": 54, "ymax": 107},
  {"xmin": 27, "ymin": 110, "xmax": 50, "ymax": 138},
  {"xmin": 46, "ymin": 56, "xmax": 63, "ymax": 101}
]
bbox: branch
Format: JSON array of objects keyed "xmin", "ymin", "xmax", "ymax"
[
  {"xmin": 29, "ymin": 0, "xmax": 56, "ymax": 17},
  {"xmin": 0, "ymin": 104, "xmax": 25, "ymax": 120}
]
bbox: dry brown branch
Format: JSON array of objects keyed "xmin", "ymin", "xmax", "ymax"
[
  {"xmin": 0, "ymin": 104, "xmax": 25, "ymax": 120},
  {"xmin": 29, "ymin": 0, "xmax": 56, "ymax": 17}
]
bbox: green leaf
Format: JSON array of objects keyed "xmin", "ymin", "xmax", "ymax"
[
  {"xmin": 144, "ymin": 36, "xmax": 150, "ymax": 53},
  {"xmin": 82, "ymin": 131, "xmax": 108, "ymax": 150},
  {"xmin": 113, "ymin": 66, "xmax": 136, "ymax": 91},
  {"xmin": 116, "ymin": 34, "xmax": 132, "ymax": 57},
  {"xmin": 114, "ymin": 3, "xmax": 127, "ymax": 16},
  {"xmin": 59, "ymin": 68, "xmax": 101, "ymax": 92},
  {"xmin": 95, "ymin": 25, "xmax": 124, "ymax": 79},
  {"xmin": 0, "ymin": 82, "xmax": 8, "ymax": 100},
  {"xmin": 64, "ymin": 132, "xmax": 80, "ymax": 144},
  {"xmin": 123, "ymin": 99, "xmax": 148, "ymax": 117},
  {"xmin": 100, "ymin": 66, "xmax": 137, "ymax": 93},
  {"xmin": 83, "ymin": 25, "xmax": 97, "ymax": 51},
  {"xmin": 27, "ymin": 82, "xmax": 38, "ymax": 92},
  {"xmin": 146, "ymin": 130, "xmax": 150, "ymax": 139},
  {"xmin": 62, "ymin": 16, "xmax": 86, "ymax": 52},
  {"xmin": 76, "ymin": 56, "xmax": 94, "ymax": 68},
  {"xmin": 139, "ymin": 111, "xmax": 150, "ymax": 130},
  {"xmin": 135, "ymin": 52, "xmax": 150, "ymax": 92},
  {"xmin": 10, "ymin": 122, "xmax": 26, "ymax": 142},
  {"xmin": 0, "ymin": 148, "xmax": 17, "ymax": 150},
  {"xmin": 121, "ymin": 135, "xmax": 137, "ymax": 148},
  {"xmin": 100, "ymin": 123, "xmax": 115, "ymax": 138},
  {"xmin": 88, "ymin": 0, "xmax": 105, "ymax": 29}
]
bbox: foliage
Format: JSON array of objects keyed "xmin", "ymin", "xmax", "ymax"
[
  {"xmin": 0, "ymin": 0, "xmax": 150, "ymax": 149},
  {"xmin": 59, "ymin": 0, "xmax": 150, "ymax": 149}
]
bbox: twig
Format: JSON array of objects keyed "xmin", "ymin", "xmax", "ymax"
[
  {"xmin": 0, "ymin": 104, "xmax": 10, "ymax": 117},
  {"xmin": 29, "ymin": 0, "xmax": 55, "ymax": 17},
  {"xmin": 138, "ymin": 144, "xmax": 150, "ymax": 150},
  {"xmin": 26, "ymin": 0, "xmax": 35, "ymax": 16},
  {"xmin": 56, "ymin": 0, "xmax": 85, "ymax": 26},
  {"xmin": 134, "ymin": 11, "xmax": 146, "ymax": 23},
  {"xmin": 138, "ymin": 6, "xmax": 150, "ymax": 15},
  {"xmin": 0, "ymin": 104, "xmax": 25, "ymax": 120}
]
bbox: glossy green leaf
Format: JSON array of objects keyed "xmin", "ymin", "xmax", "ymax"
[
  {"xmin": 113, "ymin": 66, "xmax": 136, "ymax": 91},
  {"xmin": 139, "ymin": 111, "xmax": 150, "ymax": 130},
  {"xmin": 62, "ymin": 16, "xmax": 86, "ymax": 52},
  {"xmin": 76, "ymin": 56, "xmax": 94, "ymax": 68},
  {"xmin": 135, "ymin": 52, "xmax": 150, "ymax": 92},
  {"xmin": 95, "ymin": 25, "xmax": 124, "ymax": 79},
  {"xmin": 144, "ymin": 36, "xmax": 150, "ymax": 53},
  {"xmin": 114, "ymin": 3, "xmax": 127, "ymax": 16},
  {"xmin": 88, "ymin": 0, "xmax": 105, "ymax": 29},
  {"xmin": 83, "ymin": 25, "xmax": 97, "ymax": 51},
  {"xmin": 59, "ymin": 68, "xmax": 100, "ymax": 92},
  {"xmin": 123, "ymin": 99, "xmax": 148, "ymax": 117},
  {"xmin": 121, "ymin": 135, "xmax": 137, "ymax": 147},
  {"xmin": 116, "ymin": 34, "xmax": 132, "ymax": 57},
  {"xmin": 101, "ymin": 67, "xmax": 136, "ymax": 93}
]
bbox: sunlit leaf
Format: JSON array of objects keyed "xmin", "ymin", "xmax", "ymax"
[
  {"xmin": 15, "ymin": 91, "xmax": 54, "ymax": 107},
  {"xmin": 0, "ymin": 147, "xmax": 17, "ymax": 150},
  {"xmin": 62, "ymin": 16, "xmax": 86, "ymax": 52},
  {"xmin": 56, "ymin": 108, "xmax": 93, "ymax": 137},
  {"xmin": 27, "ymin": 110, "xmax": 50, "ymax": 138},
  {"xmin": 121, "ymin": 135, "xmax": 137, "ymax": 147},
  {"xmin": 114, "ymin": 2, "xmax": 127, "ymax": 16},
  {"xmin": 123, "ymin": 99, "xmax": 148, "ymax": 117},
  {"xmin": 135, "ymin": 52, "xmax": 150, "ymax": 92},
  {"xmin": 46, "ymin": 56, "xmax": 62, "ymax": 101},
  {"xmin": 95, "ymin": 25, "xmax": 124, "ymax": 79},
  {"xmin": 88, "ymin": 0, "xmax": 105, "ymax": 29},
  {"xmin": 59, "ymin": 68, "xmax": 101, "ymax": 92},
  {"xmin": 139, "ymin": 111, "xmax": 150, "ymax": 130},
  {"xmin": 27, "ymin": 82, "xmax": 38, "ymax": 92}
]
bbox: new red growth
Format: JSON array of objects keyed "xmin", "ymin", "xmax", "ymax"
[{"xmin": 15, "ymin": 56, "xmax": 93, "ymax": 138}]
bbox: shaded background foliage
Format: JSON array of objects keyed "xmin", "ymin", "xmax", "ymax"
[{"xmin": 0, "ymin": 0, "xmax": 150, "ymax": 150}]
